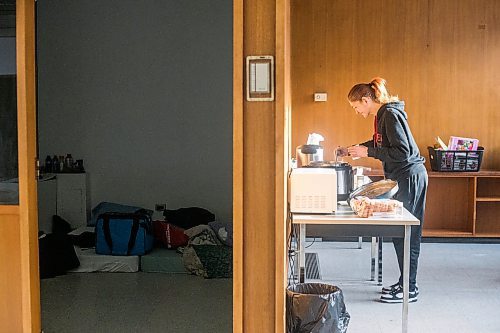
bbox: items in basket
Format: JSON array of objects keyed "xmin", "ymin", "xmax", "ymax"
[
  {"xmin": 349, "ymin": 196, "xmax": 403, "ymax": 218},
  {"xmin": 448, "ymin": 136, "xmax": 479, "ymax": 151},
  {"xmin": 441, "ymin": 151, "xmax": 480, "ymax": 170},
  {"xmin": 427, "ymin": 147, "xmax": 484, "ymax": 172}
]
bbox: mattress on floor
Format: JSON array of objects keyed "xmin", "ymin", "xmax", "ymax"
[
  {"xmin": 68, "ymin": 227, "xmax": 139, "ymax": 273},
  {"xmin": 141, "ymin": 248, "xmax": 187, "ymax": 274}
]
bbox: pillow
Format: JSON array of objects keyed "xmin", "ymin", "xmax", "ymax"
[
  {"xmin": 208, "ymin": 221, "xmax": 233, "ymax": 247},
  {"xmin": 185, "ymin": 225, "xmax": 221, "ymax": 246},
  {"xmin": 89, "ymin": 202, "xmax": 153, "ymax": 226}
]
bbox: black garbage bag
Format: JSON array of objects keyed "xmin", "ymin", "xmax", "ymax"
[
  {"xmin": 39, "ymin": 233, "xmax": 80, "ymax": 279},
  {"xmin": 286, "ymin": 283, "xmax": 350, "ymax": 333},
  {"xmin": 163, "ymin": 207, "xmax": 215, "ymax": 230}
]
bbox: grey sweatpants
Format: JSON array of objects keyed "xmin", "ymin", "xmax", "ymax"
[{"xmin": 393, "ymin": 165, "xmax": 428, "ymax": 290}]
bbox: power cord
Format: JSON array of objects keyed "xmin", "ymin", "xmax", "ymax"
[
  {"xmin": 287, "ymin": 209, "xmax": 319, "ymax": 285},
  {"xmin": 287, "ymin": 211, "xmax": 298, "ymax": 286},
  {"xmin": 305, "ymin": 237, "xmax": 316, "ymax": 248}
]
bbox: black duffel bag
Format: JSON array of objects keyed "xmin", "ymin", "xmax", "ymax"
[{"xmin": 163, "ymin": 207, "xmax": 215, "ymax": 230}]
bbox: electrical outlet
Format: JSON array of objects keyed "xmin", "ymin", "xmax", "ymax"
[
  {"xmin": 155, "ymin": 203, "xmax": 166, "ymax": 211},
  {"xmin": 314, "ymin": 93, "xmax": 327, "ymax": 102}
]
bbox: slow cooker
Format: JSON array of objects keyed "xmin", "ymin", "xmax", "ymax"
[{"xmin": 307, "ymin": 161, "xmax": 354, "ymax": 201}]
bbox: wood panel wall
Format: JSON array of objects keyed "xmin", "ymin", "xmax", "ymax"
[{"xmin": 291, "ymin": 0, "xmax": 500, "ymax": 170}]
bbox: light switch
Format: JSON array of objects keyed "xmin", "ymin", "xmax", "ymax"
[
  {"xmin": 246, "ymin": 56, "xmax": 274, "ymax": 101},
  {"xmin": 314, "ymin": 93, "xmax": 327, "ymax": 102}
]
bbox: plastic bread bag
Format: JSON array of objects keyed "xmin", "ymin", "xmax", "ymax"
[{"xmin": 350, "ymin": 196, "xmax": 403, "ymax": 218}]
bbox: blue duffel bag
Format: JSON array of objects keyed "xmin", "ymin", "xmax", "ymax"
[{"xmin": 95, "ymin": 212, "xmax": 154, "ymax": 256}]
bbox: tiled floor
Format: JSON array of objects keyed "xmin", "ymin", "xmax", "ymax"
[
  {"xmin": 306, "ymin": 241, "xmax": 500, "ymax": 333},
  {"xmin": 41, "ymin": 242, "xmax": 500, "ymax": 333},
  {"xmin": 41, "ymin": 273, "xmax": 232, "ymax": 333}
]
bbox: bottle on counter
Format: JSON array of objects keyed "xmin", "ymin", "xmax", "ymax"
[
  {"xmin": 75, "ymin": 159, "xmax": 84, "ymax": 172},
  {"xmin": 59, "ymin": 156, "xmax": 65, "ymax": 172},
  {"xmin": 52, "ymin": 155, "xmax": 59, "ymax": 173},
  {"xmin": 65, "ymin": 154, "xmax": 74, "ymax": 169},
  {"xmin": 44, "ymin": 155, "xmax": 52, "ymax": 174}
]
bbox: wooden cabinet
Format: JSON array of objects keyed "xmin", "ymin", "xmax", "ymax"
[
  {"xmin": 424, "ymin": 171, "xmax": 500, "ymax": 237},
  {"xmin": 471, "ymin": 174, "xmax": 500, "ymax": 237},
  {"xmin": 367, "ymin": 170, "xmax": 500, "ymax": 238}
]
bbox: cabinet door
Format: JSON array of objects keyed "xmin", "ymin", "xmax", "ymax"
[
  {"xmin": 56, "ymin": 174, "xmax": 87, "ymax": 228},
  {"xmin": 37, "ymin": 178, "xmax": 57, "ymax": 233}
]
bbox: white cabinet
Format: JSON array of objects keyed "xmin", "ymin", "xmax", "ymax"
[
  {"xmin": 56, "ymin": 174, "xmax": 88, "ymax": 229},
  {"xmin": 38, "ymin": 173, "xmax": 89, "ymax": 232},
  {"xmin": 37, "ymin": 177, "xmax": 57, "ymax": 233}
]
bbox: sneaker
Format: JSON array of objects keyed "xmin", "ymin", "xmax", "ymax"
[
  {"xmin": 380, "ymin": 285, "xmax": 418, "ymax": 303},
  {"xmin": 381, "ymin": 282, "xmax": 401, "ymax": 294},
  {"xmin": 381, "ymin": 283, "xmax": 419, "ymax": 296}
]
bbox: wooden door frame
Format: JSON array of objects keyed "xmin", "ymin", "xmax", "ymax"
[
  {"xmin": 17, "ymin": 0, "xmax": 41, "ymax": 331},
  {"xmin": 275, "ymin": 0, "xmax": 292, "ymax": 331},
  {"xmin": 233, "ymin": 0, "xmax": 291, "ymax": 331},
  {"xmin": 232, "ymin": 0, "xmax": 244, "ymax": 331}
]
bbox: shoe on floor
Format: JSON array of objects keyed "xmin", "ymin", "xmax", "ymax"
[
  {"xmin": 381, "ymin": 282, "xmax": 419, "ymax": 296},
  {"xmin": 381, "ymin": 282, "xmax": 401, "ymax": 294},
  {"xmin": 380, "ymin": 285, "xmax": 418, "ymax": 303}
]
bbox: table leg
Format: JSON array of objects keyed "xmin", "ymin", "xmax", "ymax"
[
  {"xmin": 402, "ymin": 225, "xmax": 411, "ymax": 333},
  {"xmin": 378, "ymin": 237, "xmax": 383, "ymax": 286},
  {"xmin": 299, "ymin": 224, "xmax": 306, "ymax": 283},
  {"xmin": 370, "ymin": 237, "xmax": 376, "ymax": 281},
  {"xmin": 358, "ymin": 236, "xmax": 362, "ymax": 249}
]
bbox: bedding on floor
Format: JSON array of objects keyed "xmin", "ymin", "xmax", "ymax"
[
  {"xmin": 65, "ymin": 218, "xmax": 234, "ymax": 277},
  {"xmin": 140, "ymin": 248, "xmax": 186, "ymax": 274},
  {"xmin": 69, "ymin": 246, "xmax": 139, "ymax": 273},
  {"xmin": 181, "ymin": 224, "xmax": 232, "ymax": 278},
  {"xmin": 68, "ymin": 227, "xmax": 139, "ymax": 273}
]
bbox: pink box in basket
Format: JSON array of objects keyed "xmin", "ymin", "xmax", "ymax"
[{"xmin": 448, "ymin": 136, "xmax": 479, "ymax": 151}]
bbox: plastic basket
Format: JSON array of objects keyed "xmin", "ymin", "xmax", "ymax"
[{"xmin": 427, "ymin": 147, "xmax": 484, "ymax": 172}]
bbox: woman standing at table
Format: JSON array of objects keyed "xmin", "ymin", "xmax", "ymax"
[{"xmin": 338, "ymin": 77, "xmax": 428, "ymax": 303}]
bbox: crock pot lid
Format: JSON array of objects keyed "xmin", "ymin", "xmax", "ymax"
[
  {"xmin": 299, "ymin": 144, "xmax": 322, "ymax": 154},
  {"xmin": 308, "ymin": 161, "xmax": 352, "ymax": 168}
]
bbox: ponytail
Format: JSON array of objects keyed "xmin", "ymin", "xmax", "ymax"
[
  {"xmin": 370, "ymin": 77, "xmax": 399, "ymax": 103},
  {"xmin": 348, "ymin": 77, "xmax": 399, "ymax": 104}
]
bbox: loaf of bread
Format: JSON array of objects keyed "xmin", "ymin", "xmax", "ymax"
[{"xmin": 350, "ymin": 196, "xmax": 402, "ymax": 218}]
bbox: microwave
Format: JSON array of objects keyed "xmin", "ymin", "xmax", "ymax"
[{"xmin": 289, "ymin": 168, "xmax": 337, "ymax": 214}]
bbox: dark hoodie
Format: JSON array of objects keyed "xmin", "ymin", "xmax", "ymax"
[{"xmin": 360, "ymin": 101, "xmax": 425, "ymax": 180}]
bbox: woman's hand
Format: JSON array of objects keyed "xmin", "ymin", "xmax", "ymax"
[
  {"xmin": 347, "ymin": 145, "xmax": 368, "ymax": 158},
  {"xmin": 335, "ymin": 146, "xmax": 349, "ymax": 157}
]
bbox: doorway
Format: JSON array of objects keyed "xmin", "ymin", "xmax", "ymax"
[{"xmin": 36, "ymin": 1, "xmax": 233, "ymax": 332}]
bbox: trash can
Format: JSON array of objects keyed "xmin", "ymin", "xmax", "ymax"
[{"xmin": 286, "ymin": 283, "xmax": 350, "ymax": 333}]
